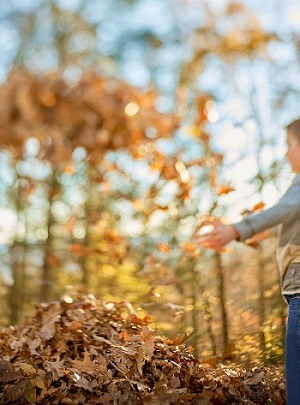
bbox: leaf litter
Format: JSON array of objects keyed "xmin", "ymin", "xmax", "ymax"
[{"xmin": 0, "ymin": 294, "xmax": 285, "ymax": 404}]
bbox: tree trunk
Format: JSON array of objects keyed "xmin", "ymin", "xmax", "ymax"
[
  {"xmin": 80, "ymin": 176, "xmax": 92, "ymax": 290},
  {"xmin": 203, "ymin": 296, "xmax": 217, "ymax": 356},
  {"xmin": 214, "ymin": 252, "xmax": 229, "ymax": 351},
  {"xmin": 190, "ymin": 260, "xmax": 200, "ymax": 358},
  {"xmin": 9, "ymin": 243, "xmax": 25, "ymax": 324},
  {"xmin": 9, "ymin": 178, "xmax": 26, "ymax": 324},
  {"xmin": 257, "ymin": 246, "xmax": 266, "ymax": 355},
  {"xmin": 40, "ymin": 174, "xmax": 57, "ymax": 302}
]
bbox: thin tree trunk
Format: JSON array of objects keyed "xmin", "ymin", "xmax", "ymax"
[
  {"xmin": 40, "ymin": 174, "xmax": 56, "ymax": 302},
  {"xmin": 9, "ymin": 243, "xmax": 25, "ymax": 324},
  {"xmin": 197, "ymin": 279, "xmax": 217, "ymax": 356},
  {"xmin": 190, "ymin": 261, "xmax": 200, "ymax": 358},
  {"xmin": 80, "ymin": 211, "xmax": 90, "ymax": 290},
  {"xmin": 80, "ymin": 175, "xmax": 92, "ymax": 290},
  {"xmin": 257, "ymin": 246, "xmax": 266, "ymax": 355},
  {"xmin": 214, "ymin": 252, "xmax": 229, "ymax": 350},
  {"xmin": 203, "ymin": 297, "xmax": 217, "ymax": 356},
  {"xmin": 9, "ymin": 178, "xmax": 26, "ymax": 324}
]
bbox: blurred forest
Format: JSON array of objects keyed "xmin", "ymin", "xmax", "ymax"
[{"xmin": 1, "ymin": 0, "xmax": 300, "ymax": 366}]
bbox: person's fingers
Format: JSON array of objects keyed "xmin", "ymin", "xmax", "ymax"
[
  {"xmin": 197, "ymin": 237, "xmax": 221, "ymax": 249},
  {"xmin": 196, "ymin": 235, "xmax": 216, "ymax": 245}
]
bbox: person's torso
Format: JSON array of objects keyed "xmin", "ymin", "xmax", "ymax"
[{"xmin": 278, "ymin": 214, "xmax": 300, "ymax": 294}]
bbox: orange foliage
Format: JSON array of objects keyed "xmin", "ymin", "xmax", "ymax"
[{"xmin": 0, "ymin": 70, "xmax": 178, "ymax": 164}]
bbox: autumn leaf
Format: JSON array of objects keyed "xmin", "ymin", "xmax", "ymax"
[
  {"xmin": 63, "ymin": 214, "xmax": 77, "ymax": 235},
  {"xmin": 135, "ymin": 346, "xmax": 146, "ymax": 375},
  {"xmin": 19, "ymin": 363, "xmax": 37, "ymax": 378},
  {"xmin": 45, "ymin": 251, "xmax": 61, "ymax": 267},
  {"xmin": 216, "ymin": 183, "xmax": 235, "ymax": 196},
  {"xmin": 63, "ymin": 165, "xmax": 76, "ymax": 174},
  {"xmin": 180, "ymin": 241, "xmax": 199, "ymax": 257},
  {"xmin": 119, "ymin": 329, "xmax": 128, "ymax": 341},
  {"xmin": 227, "ymin": 1, "xmax": 246, "ymax": 14},
  {"xmin": 105, "ymin": 229, "xmax": 124, "ymax": 243},
  {"xmin": 3, "ymin": 379, "xmax": 29, "ymax": 402},
  {"xmin": 72, "ymin": 352, "xmax": 100, "ymax": 374},
  {"xmin": 164, "ymin": 331, "xmax": 193, "ymax": 346},
  {"xmin": 159, "ymin": 242, "xmax": 170, "ymax": 253},
  {"xmin": 45, "ymin": 358, "xmax": 65, "ymax": 381},
  {"xmin": 240, "ymin": 201, "xmax": 265, "ymax": 216},
  {"xmin": 40, "ymin": 319, "xmax": 57, "ymax": 340},
  {"xmin": 23, "ymin": 383, "xmax": 37, "ymax": 403},
  {"xmin": 0, "ymin": 360, "xmax": 21, "ymax": 383},
  {"xmin": 253, "ymin": 202, "xmax": 265, "ymax": 211}
]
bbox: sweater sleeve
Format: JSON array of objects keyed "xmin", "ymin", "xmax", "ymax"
[{"xmin": 233, "ymin": 174, "xmax": 300, "ymax": 242}]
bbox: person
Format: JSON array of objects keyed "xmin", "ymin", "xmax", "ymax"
[{"xmin": 196, "ymin": 119, "xmax": 300, "ymax": 405}]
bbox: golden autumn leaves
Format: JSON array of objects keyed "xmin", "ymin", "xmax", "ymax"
[{"xmin": 0, "ymin": 70, "xmax": 177, "ymax": 163}]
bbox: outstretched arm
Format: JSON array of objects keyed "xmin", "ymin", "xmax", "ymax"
[
  {"xmin": 232, "ymin": 175, "xmax": 300, "ymax": 241},
  {"xmin": 197, "ymin": 173, "xmax": 300, "ymax": 251},
  {"xmin": 196, "ymin": 222, "xmax": 275, "ymax": 251}
]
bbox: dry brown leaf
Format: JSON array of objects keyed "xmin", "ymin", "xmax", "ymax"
[{"xmin": 72, "ymin": 352, "xmax": 100, "ymax": 374}]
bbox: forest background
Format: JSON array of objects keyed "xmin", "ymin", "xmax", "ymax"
[{"xmin": 1, "ymin": 0, "xmax": 300, "ymax": 365}]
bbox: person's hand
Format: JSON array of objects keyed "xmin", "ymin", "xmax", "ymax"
[{"xmin": 195, "ymin": 220, "xmax": 239, "ymax": 251}]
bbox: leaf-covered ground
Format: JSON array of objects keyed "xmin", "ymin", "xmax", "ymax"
[{"xmin": 0, "ymin": 295, "xmax": 285, "ymax": 404}]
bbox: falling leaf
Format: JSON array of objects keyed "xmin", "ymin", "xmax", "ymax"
[
  {"xmin": 241, "ymin": 201, "xmax": 265, "ymax": 216},
  {"xmin": 253, "ymin": 202, "xmax": 265, "ymax": 211},
  {"xmin": 216, "ymin": 183, "xmax": 235, "ymax": 196}
]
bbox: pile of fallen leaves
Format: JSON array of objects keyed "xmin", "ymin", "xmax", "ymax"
[{"xmin": 0, "ymin": 295, "xmax": 285, "ymax": 404}]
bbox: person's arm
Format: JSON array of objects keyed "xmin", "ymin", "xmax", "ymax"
[
  {"xmin": 197, "ymin": 174, "xmax": 300, "ymax": 250},
  {"xmin": 196, "ymin": 222, "xmax": 276, "ymax": 250},
  {"xmin": 233, "ymin": 174, "xmax": 300, "ymax": 242}
]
